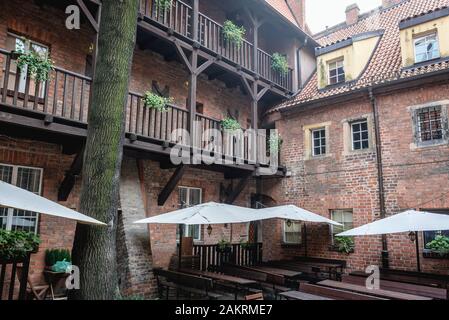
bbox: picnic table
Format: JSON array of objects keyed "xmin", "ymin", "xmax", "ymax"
[
  {"xmin": 273, "ymin": 260, "xmax": 343, "ymax": 280},
  {"xmin": 180, "ymin": 269, "xmax": 258, "ymax": 300},
  {"xmin": 279, "ymin": 290, "xmax": 333, "ymax": 300},
  {"xmin": 248, "ymin": 266, "xmax": 303, "ymax": 278},
  {"xmin": 318, "ymin": 280, "xmax": 433, "ymax": 300}
]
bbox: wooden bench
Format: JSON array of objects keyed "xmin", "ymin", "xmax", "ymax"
[
  {"xmin": 153, "ymin": 268, "xmax": 223, "ymax": 300},
  {"xmin": 279, "ymin": 290, "xmax": 333, "ymax": 300},
  {"xmin": 318, "ymin": 280, "xmax": 433, "ymax": 300},
  {"xmin": 342, "ymin": 274, "xmax": 447, "ymax": 300},
  {"xmin": 300, "ymin": 283, "xmax": 386, "ymax": 300}
]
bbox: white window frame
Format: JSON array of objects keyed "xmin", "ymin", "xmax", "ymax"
[
  {"xmin": 178, "ymin": 186, "xmax": 202, "ymax": 241},
  {"xmin": 5, "ymin": 32, "xmax": 49, "ymax": 96},
  {"xmin": 413, "ymin": 32, "xmax": 440, "ymax": 64},
  {"xmin": 330, "ymin": 209, "xmax": 353, "ymax": 244},
  {"xmin": 283, "ymin": 220, "xmax": 302, "ymax": 245},
  {"xmin": 0, "ymin": 163, "xmax": 43, "ymax": 234},
  {"xmin": 312, "ymin": 127, "xmax": 326, "ymax": 157},
  {"xmin": 328, "ymin": 59, "xmax": 345, "ymax": 85},
  {"xmin": 351, "ymin": 120, "xmax": 369, "ymax": 151}
]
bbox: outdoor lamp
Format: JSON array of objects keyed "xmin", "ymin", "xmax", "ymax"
[
  {"xmin": 286, "ymin": 219, "xmax": 292, "ymax": 227},
  {"xmin": 207, "ymin": 225, "xmax": 213, "ymax": 236},
  {"xmin": 408, "ymin": 231, "xmax": 416, "ymax": 242}
]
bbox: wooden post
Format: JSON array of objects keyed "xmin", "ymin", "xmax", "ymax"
[
  {"xmin": 187, "ymin": 51, "xmax": 198, "ymax": 150},
  {"xmin": 192, "ymin": 0, "xmax": 199, "ymax": 42},
  {"xmin": 253, "ymin": 22, "xmax": 259, "ymax": 73}
]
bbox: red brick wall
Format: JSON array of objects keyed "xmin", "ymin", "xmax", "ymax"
[{"xmin": 264, "ymin": 83, "xmax": 449, "ymax": 274}]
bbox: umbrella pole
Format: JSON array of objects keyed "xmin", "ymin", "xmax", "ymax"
[
  {"xmin": 415, "ymin": 231, "xmax": 421, "ymax": 273},
  {"xmin": 178, "ymin": 224, "xmax": 183, "ymax": 271},
  {"xmin": 304, "ymin": 223, "xmax": 308, "ymax": 257}
]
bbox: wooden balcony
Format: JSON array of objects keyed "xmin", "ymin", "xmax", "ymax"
[
  {"xmin": 0, "ymin": 49, "xmax": 281, "ymax": 172},
  {"xmin": 138, "ymin": 0, "xmax": 294, "ymax": 92}
]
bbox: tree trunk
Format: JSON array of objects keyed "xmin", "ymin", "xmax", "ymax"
[{"xmin": 70, "ymin": 0, "xmax": 139, "ymax": 300}]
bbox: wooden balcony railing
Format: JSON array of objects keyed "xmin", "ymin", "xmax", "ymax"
[
  {"xmin": 1, "ymin": 50, "xmax": 278, "ymax": 167},
  {"xmin": 193, "ymin": 243, "xmax": 263, "ymax": 271},
  {"xmin": 139, "ymin": 0, "xmax": 293, "ymax": 92}
]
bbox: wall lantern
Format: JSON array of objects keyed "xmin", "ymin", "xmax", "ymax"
[
  {"xmin": 408, "ymin": 231, "xmax": 416, "ymax": 242},
  {"xmin": 207, "ymin": 225, "xmax": 213, "ymax": 236},
  {"xmin": 286, "ymin": 219, "xmax": 293, "ymax": 228}
]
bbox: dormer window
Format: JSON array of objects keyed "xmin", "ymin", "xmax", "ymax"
[
  {"xmin": 414, "ymin": 33, "xmax": 440, "ymax": 63},
  {"xmin": 328, "ymin": 59, "xmax": 345, "ymax": 85}
]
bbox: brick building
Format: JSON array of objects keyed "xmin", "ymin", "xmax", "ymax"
[
  {"xmin": 0, "ymin": 0, "xmax": 315, "ymax": 298},
  {"xmin": 263, "ymin": 0, "xmax": 449, "ymax": 274}
]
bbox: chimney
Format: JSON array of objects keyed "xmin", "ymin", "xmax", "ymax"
[
  {"xmin": 382, "ymin": 0, "xmax": 403, "ymax": 8},
  {"xmin": 345, "ymin": 4, "xmax": 360, "ymax": 25},
  {"xmin": 286, "ymin": 0, "xmax": 306, "ymax": 30}
]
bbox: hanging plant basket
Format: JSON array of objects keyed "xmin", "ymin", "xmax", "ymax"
[
  {"xmin": 16, "ymin": 51, "xmax": 54, "ymax": 82},
  {"xmin": 221, "ymin": 117, "xmax": 241, "ymax": 131},
  {"xmin": 154, "ymin": 0, "xmax": 173, "ymax": 11},
  {"xmin": 142, "ymin": 91, "xmax": 173, "ymax": 112},
  {"xmin": 216, "ymin": 240, "xmax": 232, "ymax": 253},
  {"xmin": 223, "ymin": 20, "xmax": 246, "ymax": 48},
  {"xmin": 271, "ymin": 53, "xmax": 289, "ymax": 75}
]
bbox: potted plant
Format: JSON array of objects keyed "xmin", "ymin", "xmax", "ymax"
[
  {"xmin": 271, "ymin": 53, "xmax": 289, "ymax": 75},
  {"xmin": 216, "ymin": 239, "xmax": 232, "ymax": 253},
  {"xmin": 154, "ymin": 0, "xmax": 172, "ymax": 11},
  {"xmin": 240, "ymin": 240, "xmax": 252, "ymax": 250},
  {"xmin": 142, "ymin": 91, "xmax": 173, "ymax": 112},
  {"xmin": 223, "ymin": 20, "xmax": 246, "ymax": 48},
  {"xmin": 0, "ymin": 229, "xmax": 40, "ymax": 261},
  {"xmin": 220, "ymin": 117, "xmax": 241, "ymax": 131},
  {"xmin": 426, "ymin": 235, "xmax": 449, "ymax": 257},
  {"xmin": 334, "ymin": 236, "xmax": 354, "ymax": 255},
  {"xmin": 16, "ymin": 50, "xmax": 54, "ymax": 82},
  {"xmin": 45, "ymin": 248, "xmax": 72, "ymax": 271}
]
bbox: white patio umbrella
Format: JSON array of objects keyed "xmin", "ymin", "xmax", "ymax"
[
  {"xmin": 134, "ymin": 202, "xmax": 259, "ymax": 225},
  {"xmin": 0, "ymin": 181, "xmax": 106, "ymax": 226},
  {"xmin": 337, "ymin": 210, "xmax": 449, "ymax": 272},
  {"xmin": 257, "ymin": 205, "xmax": 342, "ymax": 226}
]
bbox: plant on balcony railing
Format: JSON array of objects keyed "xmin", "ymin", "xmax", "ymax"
[
  {"xmin": 426, "ymin": 235, "xmax": 449, "ymax": 256},
  {"xmin": 334, "ymin": 236, "xmax": 355, "ymax": 255},
  {"xmin": 16, "ymin": 50, "xmax": 54, "ymax": 82},
  {"xmin": 142, "ymin": 91, "xmax": 173, "ymax": 112},
  {"xmin": 154, "ymin": 0, "xmax": 173, "ymax": 11},
  {"xmin": 217, "ymin": 239, "xmax": 232, "ymax": 253},
  {"xmin": 220, "ymin": 117, "xmax": 241, "ymax": 131},
  {"xmin": 271, "ymin": 53, "xmax": 289, "ymax": 75},
  {"xmin": 0, "ymin": 229, "xmax": 41, "ymax": 260},
  {"xmin": 223, "ymin": 20, "xmax": 246, "ymax": 48},
  {"xmin": 269, "ymin": 133, "xmax": 283, "ymax": 154}
]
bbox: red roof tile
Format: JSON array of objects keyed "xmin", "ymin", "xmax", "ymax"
[
  {"xmin": 264, "ymin": 0, "xmax": 299, "ymax": 28},
  {"xmin": 271, "ymin": 0, "xmax": 449, "ymax": 113}
]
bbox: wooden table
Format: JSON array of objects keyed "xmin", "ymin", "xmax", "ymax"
[
  {"xmin": 279, "ymin": 290, "xmax": 333, "ymax": 300},
  {"xmin": 43, "ymin": 270, "xmax": 70, "ymax": 300},
  {"xmin": 318, "ymin": 280, "xmax": 433, "ymax": 300},
  {"xmin": 180, "ymin": 269, "xmax": 257, "ymax": 300},
  {"xmin": 247, "ymin": 266, "xmax": 302, "ymax": 278}
]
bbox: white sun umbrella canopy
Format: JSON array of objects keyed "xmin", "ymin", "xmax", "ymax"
[
  {"xmin": 337, "ymin": 210, "xmax": 449, "ymax": 236},
  {"xmin": 257, "ymin": 205, "xmax": 342, "ymax": 226},
  {"xmin": 0, "ymin": 181, "xmax": 106, "ymax": 226},
  {"xmin": 135, "ymin": 202, "xmax": 259, "ymax": 225}
]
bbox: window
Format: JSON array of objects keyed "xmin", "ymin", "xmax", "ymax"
[
  {"xmin": 423, "ymin": 209, "xmax": 449, "ymax": 251},
  {"xmin": 312, "ymin": 128, "xmax": 326, "ymax": 156},
  {"xmin": 0, "ymin": 164, "xmax": 42, "ymax": 233},
  {"xmin": 351, "ymin": 120, "xmax": 369, "ymax": 150},
  {"xmin": 416, "ymin": 106, "xmax": 443, "ymax": 142},
  {"xmin": 283, "ymin": 220, "xmax": 302, "ymax": 244},
  {"xmin": 4, "ymin": 33, "xmax": 49, "ymax": 97},
  {"xmin": 331, "ymin": 210, "xmax": 353, "ymax": 243},
  {"xmin": 328, "ymin": 59, "xmax": 345, "ymax": 85},
  {"xmin": 414, "ymin": 33, "xmax": 440, "ymax": 63},
  {"xmin": 177, "ymin": 187, "xmax": 202, "ymax": 241}
]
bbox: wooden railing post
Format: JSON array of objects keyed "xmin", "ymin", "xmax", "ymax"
[{"xmin": 192, "ymin": 0, "xmax": 199, "ymax": 42}]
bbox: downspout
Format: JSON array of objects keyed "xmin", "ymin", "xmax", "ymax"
[
  {"xmin": 369, "ymin": 89, "xmax": 389, "ymax": 269},
  {"xmin": 296, "ymin": 37, "xmax": 308, "ymax": 90}
]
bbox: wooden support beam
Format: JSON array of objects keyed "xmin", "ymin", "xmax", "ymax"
[
  {"xmin": 225, "ymin": 175, "xmax": 251, "ymax": 204},
  {"xmin": 76, "ymin": 0, "xmax": 99, "ymax": 33},
  {"xmin": 158, "ymin": 165, "xmax": 186, "ymax": 206},
  {"xmin": 58, "ymin": 146, "xmax": 85, "ymax": 201},
  {"xmin": 196, "ymin": 58, "xmax": 215, "ymax": 76},
  {"xmin": 174, "ymin": 41, "xmax": 194, "ymax": 73}
]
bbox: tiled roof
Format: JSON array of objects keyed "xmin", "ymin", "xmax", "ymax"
[
  {"xmin": 271, "ymin": 0, "xmax": 449, "ymax": 114},
  {"xmin": 264, "ymin": 0, "xmax": 299, "ymax": 28}
]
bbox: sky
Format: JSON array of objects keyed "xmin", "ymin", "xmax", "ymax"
[{"xmin": 306, "ymin": 0, "xmax": 382, "ymax": 34}]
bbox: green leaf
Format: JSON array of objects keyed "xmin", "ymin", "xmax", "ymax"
[
  {"xmin": 220, "ymin": 117, "xmax": 241, "ymax": 131},
  {"xmin": 271, "ymin": 53, "xmax": 289, "ymax": 75},
  {"xmin": 0, "ymin": 229, "xmax": 41, "ymax": 260},
  {"xmin": 142, "ymin": 92, "xmax": 173, "ymax": 112},
  {"xmin": 223, "ymin": 20, "xmax": 246, "ymax": 49}
]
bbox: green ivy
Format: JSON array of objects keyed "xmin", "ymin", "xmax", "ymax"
[
  {"xmin": 16, "ymin": 51, "xmax": 54, "ymax": 82},
  {"xmin": 0, "ymin": 229, "xmax": 41, "ymax": 260},
  {"xmin": 269, "ymin": 133, "xmax": 283, "ymax": 154},
  {"xmin": 142, "ymin": 91, "xmax": 173, "ymax": 112},
  {"xmin": 45, "ymin": 248, "xmax": 72, "ymax": 267},
  {"xmin": 154, "ymin": 0, "xmax": 172, "ymax": 10},
  {"xmin": 221, "ymin": 117, "xmax": 241, "ymax": 131},
  {"xmin": 223, "ymin": 20, "xmax": 246, "ymax": 48},
  {"xmin": 271, "ymin": 53, "xmax": 289, "ymax": 75},
  {"xmin": 334, "ymin": 236, "xmax": 354, "ymax": 255},
  {"xmin": 426, "ymin": 235, "xmax": 449, "ymax": 256}
]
